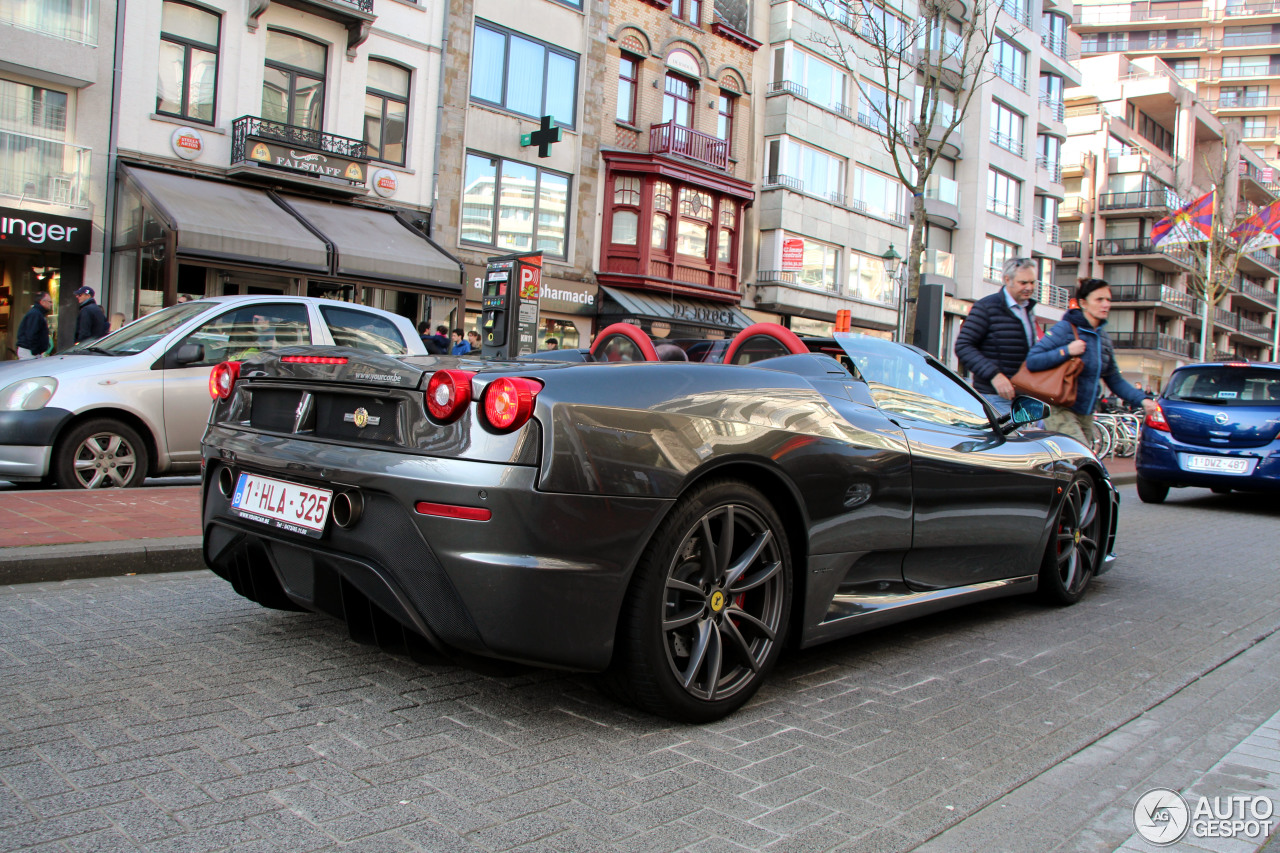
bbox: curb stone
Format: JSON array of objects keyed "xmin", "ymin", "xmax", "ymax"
[{"xmin": 0, "ymin": 537, "xmax": 204, "ymax": 586}]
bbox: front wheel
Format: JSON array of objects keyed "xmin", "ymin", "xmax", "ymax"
[
  {"xmin": 54, "ymin": 418, "xmax": 149, "ymax": 489},
  {"xmin": 608, "ymin": 480, "xmax": 791, "ymax": 722},
  {"xmin": 1038, "ymin": 473, "xmax": 1103, "ymax": 605}
]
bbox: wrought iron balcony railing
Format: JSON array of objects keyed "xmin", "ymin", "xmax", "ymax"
[
  {"xmin": 1248, "ymin": 249, "xmax": 1280, "ymax": 272},
  {"xmin": 0, "ymin": 128, "xmax": 91, "ymax": 207},
  {"xmin": 990, "ymin": 130, "xmax": 1024, "ymax": 156},
  {"xmin": 1032, "ymin": 216, "xmax": 1060, "ymax": 244},
  {"xmin": 649, "ymin": 121, "xmax": 728, "ymax": 170},
  {"xmin": 1109, "ymin": 284, "xmax": 1202, "ymax": 313},
  {"xmin": 1037, "ymin": 282, "xmax": 1070, "ymax": 308},
  {"xmin": 987, "ymin": 196, "xmax": 1021, "ymax": 222},
  {"xmin": 1039, "ymin": 94, "xmax": 1065, "ymax": 123},
  {"xmin": 231, "ymin": 115, "xmax": 368, "ymax": 162},
  {"xmin": 763, "ymin": 174, "xmax": 804, "ymax": 192}
]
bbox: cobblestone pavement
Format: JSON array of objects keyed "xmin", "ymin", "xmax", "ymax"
[{"xmin": 1, "ymin": 484, "xmax": 1278, "ymax": 853}]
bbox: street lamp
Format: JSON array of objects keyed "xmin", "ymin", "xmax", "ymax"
[{"xmin": 882, "ymin": 244, "xmax": 904, "ymax": 341}]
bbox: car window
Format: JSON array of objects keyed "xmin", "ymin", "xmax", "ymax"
[
  {"xmin": 1166, "ymin": 367, "xmax": 1280, "ymax": 405},
  {"xmin": 833, "ymin": 333, "xmax": 991, "ymax": 428},
  {"xmin": 177, "ymin": 303, "xmax": 311, "ymax": 366},
  {"xmin": 87, "ymin": 303, "xmax": 210, "ymax": 354},
  {"xmin": 320, "ymin": 305, "xmax": 408, "ymax": 354}
]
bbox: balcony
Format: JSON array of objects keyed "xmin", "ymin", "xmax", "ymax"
[
  {"xmin": 1110, "ymin": 283, "xmax": 1203, "ymax": 314},
  {"xmin": 1215, "ymin": 306, "xmax": 1240, "ymax": 330},
  {"xmin": 1235, "ymin": 277, "xmax": 1278, "ymax": 306},
  {"xmin": 990, "ymin": 130, "xmax": 1024, "ymax": 157},
  {"xmin": 1231, "ymin": 122, "xmax": 1280, "ymax": 140},
  {"xmin": 1036, "ymin": 157, "xmax": 1062, "ymax": 184},
  {"xmin": 1061, "ymin": 239, "xmax": 1081, "ymax": 258},
  {"xmin": 230, "ymin": 115, "xmax": 369, "ymax": 191},
  {"xmin": 649, "ymin": 121, "xmax": 729, "ymax": 171},
  {"xmin": 1238, "ymin": 317, "xmax": 1274, "ymax": 339},
  {"xmin": 1001, "ymin": 0, "xmax": 1031, "ymax": 26},
  {"xmin": 1112, "ymin": 332, "xmax": 1196, "ymax": 357},
  {"xmin": 1039, "ymin": 93, "xmax": 1065, "ymax": 124},
  {"xmin": 1076, "ymin": 4, "xmax": 1207, "ymax": 25},
  {"xmin": 924, "ymin": 247, "xmax": 955, "ymax": 278},
  {"xmin": 1095, "ymin": 237, "xmax": 1193, "ymax": 269},
  {"xmin": 994, "ymin": 62, "xmax": 1027, "ymax": 92},
  {"xmin": 1210, "ymin": 95, "xmax": 1280, "ymax": 110},
  {"xmin": 0, "ymin": 0, "xmax": 96, "ymax": 45},
  {"xmin": 1226, "ymin": 0, "xmax": 1280, "ymax": 16},
  {"xmin": 766, "ymin": 80, "xmax": 853, "ymax": 119},
  {"xmin": 249, "ymin": 0, "xmax": 374, "ymax": 56},
  {"xmin": 1098, "ymin": 189, "xmax": 1181, "ymax": 212},
  {"xmin": 1032, "ymin": 215, "xmax": 1060, "ymax": 245},
  {"xmin": 987, "ymin": 197, "xmax": 1021, "ymax": 222},
  {"xmin": 762, "ymin": 173, "xmax": 847, "ymax": 207},
  {"xmin": 0, "ymin": 129, "xmax": 91, "ymax": 207},
  {"xmin": 1037, "ymin": 282, "xmax": 1070, "ymax": 308},
  {"xmin": 1247, "ymin": 249, "xmax": 1280, "ymax": 273},
  {"xmin": 1221, "ymin": 32, "xmax": 1280, "ymax": 49},
  {"xmin": 924, "ymin": 174, "xmax": 960, "ymax": 227}
]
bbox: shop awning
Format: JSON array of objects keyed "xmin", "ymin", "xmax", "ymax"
[
  {"xmin": 282, "ymin": 195, "xmax": 461, "ymax": 288},
  {"xmin": 601, "ymin": 287, "xmax": 753, "ymax": 332},
  {"xmin": 125, "ymin": 167, "xmax": 329, "ymax": 273}
]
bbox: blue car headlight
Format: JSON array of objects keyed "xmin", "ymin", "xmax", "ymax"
[{"xmin": 0, "ymin": 377, "xmax": 58, "ymax": 411}]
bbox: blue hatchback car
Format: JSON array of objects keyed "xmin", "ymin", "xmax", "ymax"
[{"xmin": 1135, "ymin": 362, "xmax": 1280, "ymax": 503}]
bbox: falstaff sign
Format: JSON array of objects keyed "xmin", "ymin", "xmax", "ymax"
[{"xmin": 247, "ymin": 140, "xmax": 366, "ymax": 185}]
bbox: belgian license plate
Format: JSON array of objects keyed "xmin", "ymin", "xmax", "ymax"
[
  {"xmin": 1184, "ymin": 455, "xmax": 1250, "ymax": 475},
  {"xmin": 231, "ymin": 473, "xmax": 332, "ymax": 537}
]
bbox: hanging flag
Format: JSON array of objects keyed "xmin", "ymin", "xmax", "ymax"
[
  {"xmin": 1150, "ymin": 189, "xmax": 1215, "ymax": 247},
  {"xmin": 1230, "ymin": 199, "xmax": 1280, "ymax": 253}
]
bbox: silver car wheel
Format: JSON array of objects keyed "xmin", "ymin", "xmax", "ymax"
[{"xmin": 70, "ymin": 431, "xmax": 140, "ymax": 489}]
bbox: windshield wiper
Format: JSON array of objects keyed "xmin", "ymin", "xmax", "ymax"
[{"xmin": 79, "ymin": 346, "xmax": 119, "ymax": 356}]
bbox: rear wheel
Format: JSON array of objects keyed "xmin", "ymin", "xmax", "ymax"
[
  {"xmin": 1038, "ymin": 473, "xmax": 1103, "ymax": 605},
  {"xmin": 54, "ymin": 418, "xmax": 149, "ymax": 489},
  {"xmin": 1135, "ymin": 476, "xmax": 1169, "ymax": 504},
  {"xmin": 608, "ymin": 480, "xmax": 791, "ymax": 722}
]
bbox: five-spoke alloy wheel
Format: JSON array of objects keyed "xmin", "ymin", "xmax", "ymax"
[
  {"xmin": 610, "ymin": 480, "xmax": 791, "ymax": 722},
  {"xmin": 1039, "ymin": 472, "xmax": 1102, "ymax": 604}
]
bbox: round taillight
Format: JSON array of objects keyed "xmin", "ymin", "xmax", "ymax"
[
  {"xmin": 481, "ymin": 377, "xmax": 542, "ymax": 433},
  {"xmin": 425, "ymin": 369, "xmax": 475, "ymax": 422},
  {"xmin": 209, "ymin": 361, "xmax": 241, "ymax": 401}
]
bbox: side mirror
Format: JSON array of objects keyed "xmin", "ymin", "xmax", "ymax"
[
  {"xmin": 174, "ymin": 343, "xmax": 205, "ymax": 365},
  {"xmin": 1001, "ymin": 395, "xmax": 1049, "ymax": 433}
]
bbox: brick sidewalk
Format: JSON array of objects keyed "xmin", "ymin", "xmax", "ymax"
[{"xmin": 0, "ymin": 486, "xmax": 202, "ymax": 549}]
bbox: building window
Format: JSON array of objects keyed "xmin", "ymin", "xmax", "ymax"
[
  {"xmin": 990, "ymin": 100, "xmax": 1024, "ymax": 156},
  {"xmin": 766, "ymin": 137, "xmax": 847, "ymax": 203},
  {"xmin": 852, "ymin": 165, "xmax": 904, "ymax": 222},
  {"xmin": 617, "ymin": 54, "xmax": 638, "ymax": 125},
  {"xmin": 1222, "ymin": 56, "xmax": 1269, "ymax": 78},
  {"xmin": 993, "ymin": 37, "xmax": 1027, "ymax": 90},
  {"xmin": 1, "ymin": 79, "xmax": 68, "ymax": 135},
  {"xmin": 718, "ymin": 205, "xmax": 736, "ymax": 264},
  {"xmin": 848, "ymin": 252, "xmax": 896, "ymax": 304},
  {"xmin": 716, "ymin": 93, "xmax": 735, "ymax": 149},
  {"xmin": 470, "ymin": 22, "xmax": 578, "ymax": 129},
  {"xmin": 1039, "ymin": 73, "xmax": 1064, "ymax": 105},
  {"xmin": 1242, "ymin": 115, "xmax": 1271, "ymax": 138},
  {"xmin": 795, "ymin": 236, "xmax": 840, "ymax": 292},
  {"xmin": 663, "ymin": 73, "xmax": 696, "ymax": 127},
  {"xmin": 985, "ymin": 236, "xmax": 1019, "ymax": 281},
  {"xmin": 987, "ymin": 169, "xmax": 1021, "ymax": 221},
  {"xmin": 1127, "ymin": 105, "xmax": 1174, "ymax": 155},
  {"xmin": 157, "ymin": 1, "xmax": 219, "ymax": 123},
  {"xmin": 462, "ymin": 153, "xmax": 570, "ymax": 258},
  {"xmin": 859, "ymin": 2, "xmax": 908, "ymax": 46},
  {"xmin": 611, "ymin": 176, "xmax": 641, "ymax": 245},
  {"xmin": 1168, "ymin": 59, "xmax": 1199, "ymax": 79},
  {"xmin": 262, "ymin": 30, "xmax": 326, "ymax": 130},
  {"xmin": 652, "ymin": 181, "xmax": 672, "ymax": 249},
  {"xmin": 774, "ymin": 45, "xmax": 849, "ymax": 113},
  {"xmin": 677, "ymin": 187, "xmax": 713, "ymax": 258},
  {"xmin": 364, "ymin": 60, "xmax": 409, "ymax": 165},
  {"xmin": 672, "ymin": 0, "xmax": 702, "ymax": 26}
]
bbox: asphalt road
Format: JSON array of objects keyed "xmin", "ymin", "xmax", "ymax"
[{"xmin": 1, "ymin": 484, "xmax": 1278, "ymax": 853}]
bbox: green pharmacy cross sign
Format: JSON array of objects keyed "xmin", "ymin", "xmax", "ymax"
[{"xmin": 520, "ymin": 115, "xmax": 562, "ymax": 158}]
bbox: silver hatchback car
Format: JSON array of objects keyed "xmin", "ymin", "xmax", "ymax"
[{"xmin": 0, "ymin": 295, "xmax": 426, "ymax": 489}]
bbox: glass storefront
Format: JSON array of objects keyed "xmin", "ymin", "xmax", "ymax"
[{"xmin": 1, "ymin": 250, "xmax": 62, "ymax": 358}]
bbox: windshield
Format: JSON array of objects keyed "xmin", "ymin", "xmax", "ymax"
[
  {"xmin": 84, "ymin": 303, "xmax": 212, "ymax": 355},
  {"xmin": 1165, "ymin": 366, "xmax": 1280, "ymax": 406}
]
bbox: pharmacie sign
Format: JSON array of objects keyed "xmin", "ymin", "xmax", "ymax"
[
  {"xmin": 0, "ymin": 206, "xmax": 92, "ymax": 253},
  {"xmin": 247, "ymin": 140, "xmax": 366, "ymax": 185}
]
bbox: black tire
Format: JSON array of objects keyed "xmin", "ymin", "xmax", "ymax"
[
  {"xmin": 608, "ymin": 479, "xmax": 791, "ymax": 723},
  {"xmin": 1038, "ymin": 473, "xmax": 1103, "ymax": 606},
  {"xmin": 1135, "ymin": 476, "xmax": 1169, "ymax": 504},
  {"xmin": 1211, "ymin": 487, "xmax": 1232, "ymax": 495},
  {"xmin": 54, "ymin": 418, "xmax": 149, "ymax": 489}
]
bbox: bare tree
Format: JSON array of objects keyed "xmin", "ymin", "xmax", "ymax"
[{"xmin": 809, "ymin": 0, "xmax": 1006, "ymax": 344}]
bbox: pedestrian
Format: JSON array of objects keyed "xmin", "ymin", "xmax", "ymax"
[
  {"xmin": 1025, "ymin": 277, "xmax": 1157, "ymax": 446},
  {"xmin": 417, "ymin": 321, "xmax": 446, "ymax": 354},
  {"xmin": 109, "ymin": 312, "xmax": 127, "ymax": 332},
  {"xmin": 177, "ymin": 294, "xmax": 192, "ymax": 303},
  {"xmin": 451, "ymin": 328, "xmax": 471, "ymax": 355},
  {"xmin": 954, "ymin": 257, "xmax": 1040, "ymax": 417},
  {"xmin": 467, "ymin": 330, "xmax": 482, "ymax": 351},
  {"xmin": 16, "ymin": 291, "xmax": 53, "ymax": 359},
  {"xmin": 542, "ymin": 337, "xmax": 559, "ymax": 351},
  {"xmin": 432, "ymin": 324, "xmax": 451, "ymax": 352},
  {"xmin": 73, "ymin": 286, "xmax": 109, "ymax": 343}
]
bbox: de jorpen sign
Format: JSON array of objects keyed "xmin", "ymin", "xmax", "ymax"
[
  {"xmin": 0, "ymin": 206, "xmax": 92, "ymax": 253},
  {"xmin": 247, "ymin": 139, "xmax": 367, "ymax": 185}
]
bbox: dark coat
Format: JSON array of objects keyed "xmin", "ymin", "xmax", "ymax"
[
  {"xmin": 75, "ymin": 298, "xmax": 109, "ymax": 343},
  {"xmin": 954, "ymin": 290, "xmax": 1038, "ymax": 394},
  {"xmin": 1026, "ymin": 308, "xmax": 1146, "ymax": 415},
  {"xmin": 17, "ymin": 304, "xmax": 51, "ymax": 354}
]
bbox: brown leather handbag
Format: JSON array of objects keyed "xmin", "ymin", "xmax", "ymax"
[{"xmin": 1011, "ymin": 325, "xmax": 1083, "ymax": 407}]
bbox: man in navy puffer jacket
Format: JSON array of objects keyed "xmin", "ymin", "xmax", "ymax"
[{"xmin": 955, "ymin": 258, "xmax": 1040, "ymax": 415}]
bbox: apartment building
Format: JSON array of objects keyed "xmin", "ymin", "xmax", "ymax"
[
  {"xmin": 103, "ymin": 0, "xmax": 458, "ymax": 326},
  {"xmin": 432, "ymin": 0, "xmax": 606, "ymax": 347},
  {"xmin": 594, "ymin": 0, "xmax": 760, "ymax": 341},
  {"xmin": 1060, "ymin": 54, "xmax": 1278, "ymax": 391},
  {"xmin": 1, "ymin": 0, "xmax": 116, "ymax": 354},
  {"xmin": 1076, "ymin": 0, "xmax": 1280, "ymax": 168}
]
